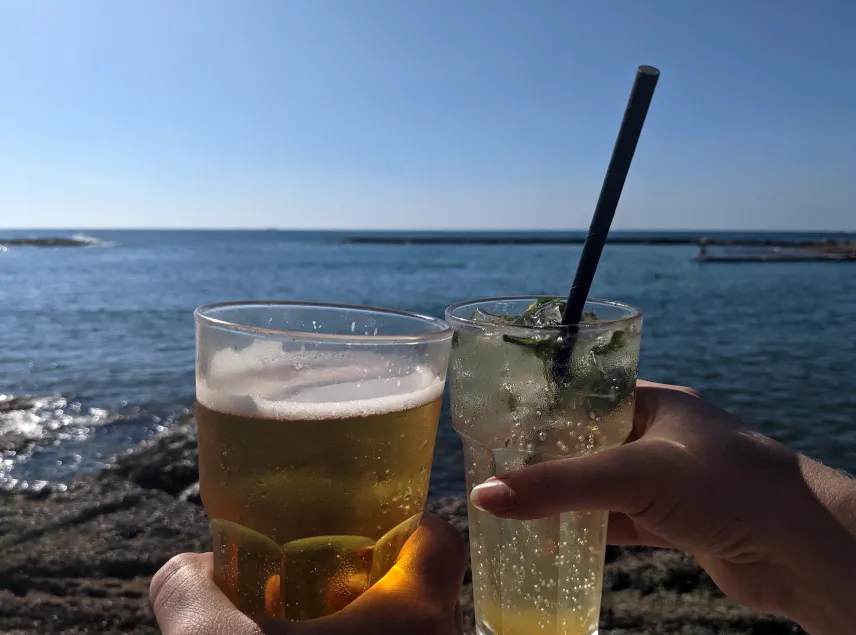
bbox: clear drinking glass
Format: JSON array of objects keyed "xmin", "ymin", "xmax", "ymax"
[
  {"xmin": 446, "ymin": 297, "xmax": 642, "ymax": 635},
  {"xmin": 195, "ymin": 301, "xmax": 452, "ymax": 621}
]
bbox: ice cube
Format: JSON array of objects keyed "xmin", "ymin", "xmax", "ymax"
[
  {"xmin": 514, "ymin": 299, "xmax": 564, "ymax": 327},
  {"xmin": 471, "ymin": 307, "xmax": 513, "ymax": 326}
]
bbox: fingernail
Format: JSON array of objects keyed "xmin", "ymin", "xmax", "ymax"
[{"xmin": 470, "ymin": 479, "xmax": 513, "ymax": 512}]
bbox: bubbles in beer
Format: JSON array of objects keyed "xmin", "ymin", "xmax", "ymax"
[{"xmin": 197, "ymin": 342, "xmax": 445, "ymax": 621}]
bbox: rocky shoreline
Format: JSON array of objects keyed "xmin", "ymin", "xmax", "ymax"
[
  {"xmin": 0, "ymin": 238, "xmax": 94, "ymax": 248},
  {"xmin": 0, "ymin": 422, "xmax": 806, "ymax": 634}
]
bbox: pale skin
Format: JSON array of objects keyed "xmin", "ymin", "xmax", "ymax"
[
  {"xmin": 151, "ymin": 380, "xmax": 856, "ymax": 634},
  {"xmin": 472, "ymin": 380, "xmax": 856, "ymax": 635}
]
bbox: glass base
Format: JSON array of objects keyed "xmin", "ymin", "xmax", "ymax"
[{"xmin": 476, "ymin": 622, "xmax": 597, "ymax": 635}]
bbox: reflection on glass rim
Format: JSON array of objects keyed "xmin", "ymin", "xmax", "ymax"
[
  {"xmin": 195, "ymin": 300, "xmax": 453, "ymax": 343},
  {"xmin": 445, "ymin": 296, "xmax": 641, "ymax": 332}
]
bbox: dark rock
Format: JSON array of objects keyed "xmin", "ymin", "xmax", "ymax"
[
  {"xmin": 0, "ymin": 476, "xmax": 210, "ymax": 634},
  {"xmin": 101, "ymin": 422, "xmax": 199, "ymax": 496},
  {"xmin": 0, "ymin": 237, "xmax": 92, "ymax": 248},
  {"xmin": 0, "ymin": 396, "xmax": 47, "ymax": 413},
  {"xmin": 0, "ymin": 422, "xmax": 807, "ymax": 634}
]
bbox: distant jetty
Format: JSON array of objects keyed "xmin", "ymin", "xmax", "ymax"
[
  {"xmin": 693, "ymin": 239, "xmax": 856, "ymax": 263},
  {"xmin": 341, "ymin": 235, "xmax": 848, "ymax": 247},
  {"xmin": 341, "ymin": 235, "xmax": 856, "ymax": 262},
  {"xmin": 695, "ymin": 250, "xmax": 856, "ymax": 263}
]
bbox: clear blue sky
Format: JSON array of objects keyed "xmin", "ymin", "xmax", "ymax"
[{"xmin": 1, "ymin": 1, "xmax": 854, "ymax": 231}]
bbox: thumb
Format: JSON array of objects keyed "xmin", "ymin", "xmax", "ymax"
[
  {"xmin": 295, "ymin": 513, "xmax": 466, "ymax": 635},
  {"xmin": 381, "ymin": 513, "xmax": 467, "ymax": 610},
  {"xmin": 470, "ymin": 441, "xmax": 658, "ymax": 520},
  {"xmin": 150, "ymin": 552, "xmax": 265, "ymax": 635}
]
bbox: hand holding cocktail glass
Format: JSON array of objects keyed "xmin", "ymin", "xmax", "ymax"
[{"xmin": 151, "ymin": 380, "xmax": 856, "ymax": 635}]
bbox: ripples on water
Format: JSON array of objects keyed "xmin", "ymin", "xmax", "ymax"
[{"xmin": 1, "ymin": 230, "xmax": 855, "ymax": 495}]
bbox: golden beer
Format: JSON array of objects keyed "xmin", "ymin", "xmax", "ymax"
[
  {"xmin": 194, "ymin": 302, "xmax": 451, "ymax": 623},
  {"xmin": 197, "ymin": 368, "xmax": 443, "ymax": 620}
]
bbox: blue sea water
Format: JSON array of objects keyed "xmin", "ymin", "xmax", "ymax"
[{"xmin": 2, "ymin": 229, "xmax": 856, "ymax": 496}]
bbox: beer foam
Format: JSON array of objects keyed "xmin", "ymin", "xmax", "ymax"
[{"xmin": 198, "ymin": 343, "xmax": 444, "ymax": 421}]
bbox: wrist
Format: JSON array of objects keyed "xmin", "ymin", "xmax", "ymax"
[
  {"xmin": 787, "ymin": 458, "xmax": 856, "ymax": 634},
  {"xmin": 793, "ymin": 588, "xmax": 856, "ymax": 635}
]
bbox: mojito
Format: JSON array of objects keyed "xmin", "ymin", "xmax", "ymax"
[{"xmin": 446, "ymin": 297, "xmax": 642, "ymax": 635}]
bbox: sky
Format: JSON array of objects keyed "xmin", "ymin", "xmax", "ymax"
[{"xmin": 0, "ymin": 1, "xmax": 854, "ymax": 231}]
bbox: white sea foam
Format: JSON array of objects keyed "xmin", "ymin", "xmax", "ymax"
[
  {"xmin": 197, "ymin": 343, "xmax": 444, "ymax": 421},
  {"xmin": 71, "ymin": 233, "xmax": 117, "ymax": 247}
]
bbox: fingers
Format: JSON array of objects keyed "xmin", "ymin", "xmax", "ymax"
[
  {"xmin": 152, "ymin": 517, "xmax": 466, "ymax": 635},
  {"xmin": 297, "ymin": 514, "xmax": 466, "ymax": 635},
  {"xmin": 469, "ymin": 380, "xmax": 707, "ymax": 521},
  {"xmin": 633, "ymin": 380, "xmax": 700, "ymax": 437},
  {"xmin": 636, "ymin": 379, "xmax": 700, "ymax": 397},
  {"xmin": 384, "ymin": 513, "xmax": 467, "ymax": 610},
  {"xmin": 150, "ymin": 552, "xmax": 265, "ymax": 635},
  {"xmin": 471, "ymin": 441, "xmax": 656, "ymax": 520},
  {"xmin": 606, "ymin": 512, "xmax": 674, "ymax": 548}
]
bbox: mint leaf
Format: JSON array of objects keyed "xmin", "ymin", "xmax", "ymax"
[
  {"xmin": 470, "ymin": 302, "xmax": 632, "ymax": 417},
  {"xmin": 500, "ymin": 334, "xmax": 557, "ymax": 361}
]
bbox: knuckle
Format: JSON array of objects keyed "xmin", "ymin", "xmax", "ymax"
[
  {"xmin": 441, "ymin": 530, "xmax": 467, "ymax": 569},
  {"xmin": 638, "ymin": 379, "xmax": 700, "ymax": 398},
  {"xmin": 646, "ymin": 437, "xmax": 693, "ymax": 462},
  {"xmin": 529, "ymin": 461, "xmax": 565, "ymax": 504},
  {"xmin": 666, "ymin": 383, "xmax": 700, "ymax": 398},
  {"xmin": 417, "ymin": 514, "xmax": 467, "ymax": 564},
  {"xmin": 440, "ymin": 518, "xmax": 467, "ymax": 559},
  {"xmin": 149, "ymin": 552, "xmax": 200, "ymax": 608},
  {"xmin": 624, "ymin": 440, "xmax": 689, "ymax": 513}
]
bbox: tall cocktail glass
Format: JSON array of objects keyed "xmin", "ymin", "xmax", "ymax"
[{"xmin": 446, "ymin": 297, "xmax": 642, "ymax": 635}]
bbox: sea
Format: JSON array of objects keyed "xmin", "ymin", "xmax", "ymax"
[{"xmin": 2, "ymin": 229, "xmax": 856, "ymax": 497}]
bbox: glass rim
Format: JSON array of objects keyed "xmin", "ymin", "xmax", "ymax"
[
  {"xmin": 195, "ymin": 300, "xmax": 453, "ymax": 344},
  {"xmin": 444, "ymin": 295, "xmax": 642, "ymax": 332}
]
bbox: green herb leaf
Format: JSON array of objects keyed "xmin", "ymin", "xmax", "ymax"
[
  {"xmin": 501, "ymin": 333, "xmax": 557, "ymax": 361},
  {"xmin": 473, "ymin": 301, "xmax": 632, "ymax": 418},
  {"xmin": 525, "ymin": 298, "xmax": 556, "ymax": 311}
]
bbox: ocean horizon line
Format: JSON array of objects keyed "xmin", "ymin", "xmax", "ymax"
[{"xmin": 2, "ymin": 228, "xmax": 855, "ymax": 235}]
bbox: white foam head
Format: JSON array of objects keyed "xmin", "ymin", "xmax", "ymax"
[{"xmin": 197, "ymin": 340, "xmax": 444, "ymax": 420}]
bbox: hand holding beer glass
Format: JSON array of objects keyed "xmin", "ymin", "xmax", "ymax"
[{"xmin": 194, "ymin": 302, "xmax": 452, "ymax": 620}]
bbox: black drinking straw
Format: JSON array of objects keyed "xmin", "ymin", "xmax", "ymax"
[{"xmin": 551, "ymin": 65, "xmax": 660, "ymax": 382}]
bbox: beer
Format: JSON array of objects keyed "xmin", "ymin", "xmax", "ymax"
[{"xmin": 197, "ymin": 357, "xmax": 444, "ymax": 621}]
